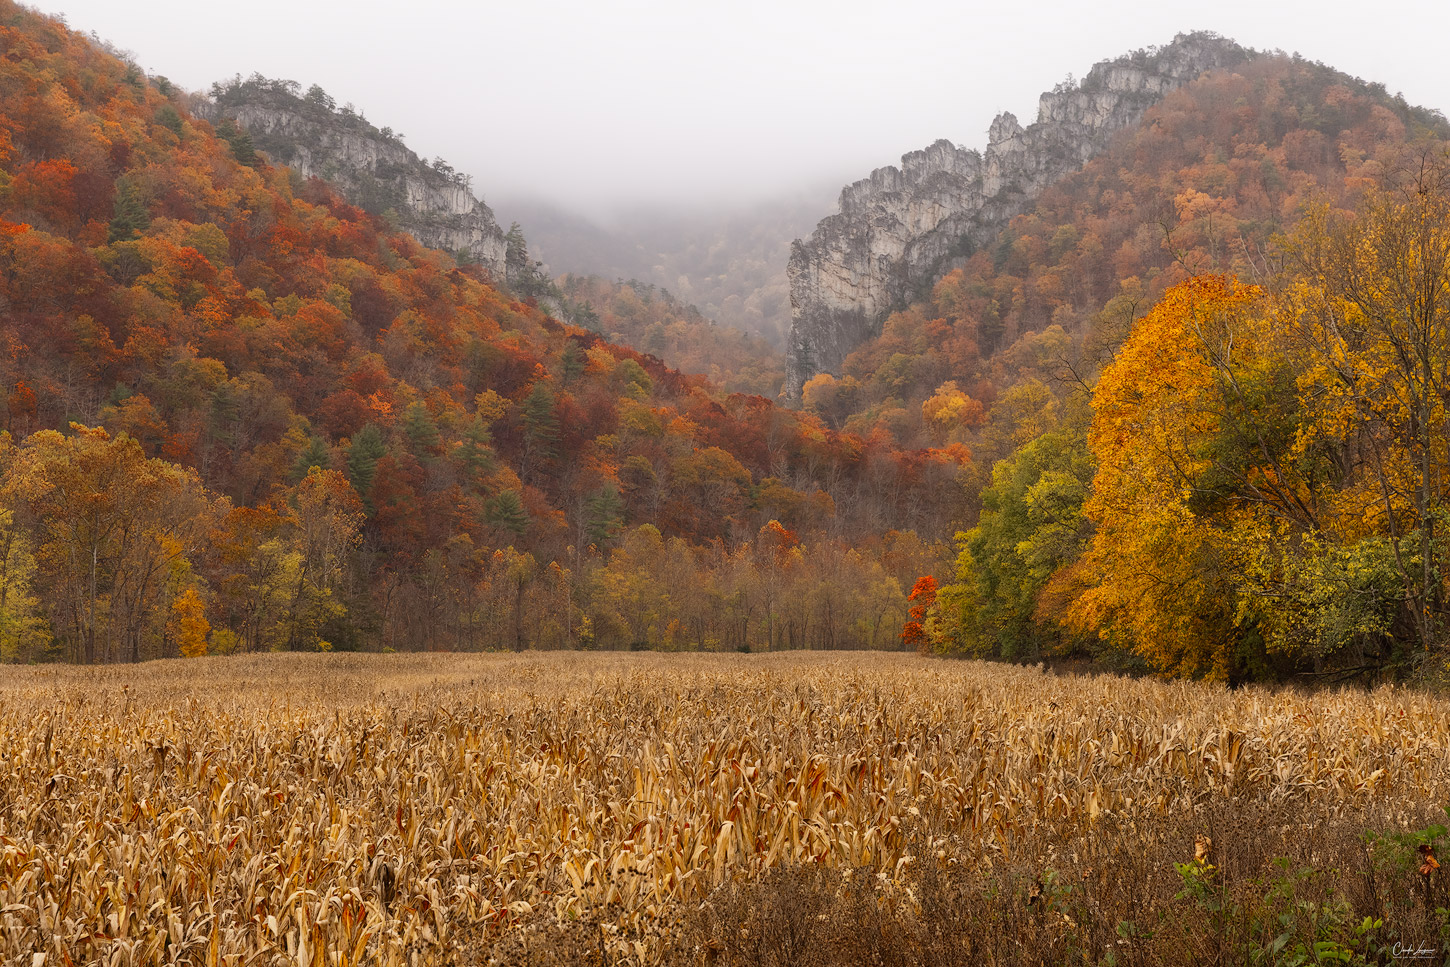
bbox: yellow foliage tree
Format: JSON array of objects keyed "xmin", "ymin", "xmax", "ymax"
[
  {"xmin": 9, "ymin": 425, "xmax": 223, "ymax": 663},
  {"xmin": 921, "ymin": 381, "xmax": 986, "ymax": 442},
  {"xmin": 1068, "ymin": 276, "xmax": 1269, "ymax": 678},
  {"xmin": 1279, "ymin": 155, "xmax": 1450, "ymax": 653},
  {"xmin": 171, "ymin": 586, "xmax": 210, "ymax": 658},
  {"xmin": 1069, "ymin": 170, "xmax": 1450, "ymax": 675}
]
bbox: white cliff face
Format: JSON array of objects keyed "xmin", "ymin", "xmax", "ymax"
[
  {"xmin": 197, "ymin": 85, "xmax": 509, "ymax": 278},
  {"xmin": 784, "ymin": 32, "xmax": 1248, "ymax": 400}
]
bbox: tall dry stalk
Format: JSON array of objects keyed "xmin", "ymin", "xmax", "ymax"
[{"xmin": 1, "ymin": 652, "xmax": 1447, "ymax": 964}]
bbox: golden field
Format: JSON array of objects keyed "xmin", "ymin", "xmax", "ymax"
[{"xmin": 2, "ymin": 652, "xmax": 1449, "ymax": 966}]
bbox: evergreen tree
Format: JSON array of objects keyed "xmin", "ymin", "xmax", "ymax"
[
  {"xmin": 505, "ymin": 222, "xmax": 528, "ymax": 270},
  {"xmin": 584, "ymin": 484, "xmax": 625, "ymax": 548},
  {"xmin": 154, "ymin": 103, "xmax": 183, "ymax": 137},
  {"xmin": 487, "ymin": 489, "xmax": 529, "ymax": 538},
  {"xmin": 560, "ymin": 342, "xmax": 585, "ymax": 383},
  {"xmin": 520, "ymin": 382, "xmax": 560, "ymax": 481},
  {"xmin": 108, "ymin": 179, "xmax": 149, "ymax": 243},
  {"xmin": 206, "ymin": 382, "xmax": 239, "ymax": 449},
  {"xmin": 304, "ymin": 84, "xmax": 335, "ymax": 111},
  {"xmin": 401, "ymin": 401, "xmax": 440, "ymax": 458},
  {"xmin": 291, "ymin": 436, "xmax": 332, "ymax": 481},
  {"xmin": 214, "ymin": 118, "xmax": 257, "ymax": 167},
  {"xmin": 571, "ymin": 300, "xmax": 601, "ymax": 332},
  {"xmin": 345, "ymin": 424, "xmax": 387, "ymax": 511},
  {"xmin": 457, "ymin": 415, "xmax": 496, "ymax": 487}
]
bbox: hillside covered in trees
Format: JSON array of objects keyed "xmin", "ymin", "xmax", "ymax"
[
  {"xmin": 798, "ymin": 53, "xmax": 1450, "ymax": 681},
  {"xmin": 932, "ymin": 172, "xmax": 1450, "ymax": 683},
  {"xmin": 0, "ymin": 2, "xmax": 954, "ymax": 662},
  {"xmin": 800, "ymin": 53, "xmax": 1445, "ymax": 458}
]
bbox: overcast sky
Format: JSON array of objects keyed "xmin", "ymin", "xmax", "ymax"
[{"xmin": 34, "ymin": 0, "xmax": 1450, "ymax": 218}]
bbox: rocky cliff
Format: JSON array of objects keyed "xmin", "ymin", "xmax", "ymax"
[
  {"xmin": 784, "ymin": 32, "xmax": 1249, "ymax": 400},
  {"xmin": 196, "ymin": 76, "xmax": 510, "ymax": 278}
]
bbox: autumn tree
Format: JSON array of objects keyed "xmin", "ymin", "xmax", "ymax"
[
  {"xmin": 1066, "ymin": 266, "xmax": 1408, "ymax": 677},
  {"xmin": 1067, "ymin": 278, "xmax": 1271, "ymax": 679},
  {"xmin": 938, "ymin": 425, "xmax": 1094, "ymax": 660},
  {"xmin": 209, "ymin": 504, "xmax": 298, "ymax": 653},
  {"xmin": 0, "ymin": 505, "xmax": 50, "ymax": 662},
  {"xmin": 287, "ymin": 467, "xmax": 364, "ymax": 650},
  {"xmin": 9, "ymin": 425, "xmax": 222, "ymax": 663},
  {"xmin": 170, "ymin": 586, "xmax": 210, "ymax": 657},
  {"xmin": 1281, "ymin": 151, "xmax": 1450, "ymax": 656},
  {"xmin": 900, "ymin": 575, "xmax": 937, "ymax": 653}
]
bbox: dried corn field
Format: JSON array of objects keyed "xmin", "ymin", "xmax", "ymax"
[{"xmin": 2, "ymin": 652, "xmax": 1449, "ymax": 966}]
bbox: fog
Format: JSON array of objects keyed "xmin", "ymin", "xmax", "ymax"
[{"xmin": 35, "ymin": 0, "xmax": 1450, "ymax": 219}]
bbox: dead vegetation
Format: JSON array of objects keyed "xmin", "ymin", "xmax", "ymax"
[{"xmin": 1, "ymin": 652, "xmax": 1448, "ymax": 964}]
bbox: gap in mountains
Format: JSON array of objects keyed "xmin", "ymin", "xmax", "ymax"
[{"xmin": 498, "ymin": 187, "xmax": 837, "ymax": 349}]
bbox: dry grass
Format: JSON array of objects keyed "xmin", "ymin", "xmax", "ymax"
[{"xmin": 1, "ymin": 652, "xmax": 1448, "ymax": 965}]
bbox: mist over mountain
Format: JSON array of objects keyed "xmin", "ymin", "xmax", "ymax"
[{"xmin": 499, "ymin": 188, "xmax": 838, "ymax": 348}]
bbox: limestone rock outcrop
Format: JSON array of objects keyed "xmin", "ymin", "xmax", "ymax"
[
  {"xmin": 784, "ymin": 32, "xmax": 1248, "ymax": 400},
  {"xmin": 196, "ymin": 78, "xmax": 510, "ymax": 278}
]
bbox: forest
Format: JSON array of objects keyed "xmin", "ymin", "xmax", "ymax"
[
  {"xmin": 2, "ymin": 1, "xmax": 1450, "ymax": 682},
  {"xmin": 0, "ymin": 2, "xmax": 950, "ymax": 663}
]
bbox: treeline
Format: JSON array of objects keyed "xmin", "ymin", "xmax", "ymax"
[
  {"xmin": 928, "ymin": 157, "xmax": 1450, "ymax": 681},
  {"xmin": 0, "ymin": 426, "xmax": 933, "ymax": 661},
  {"xmin": 380, "ymin": 522, "xmax": 934, "ymax": 654}
]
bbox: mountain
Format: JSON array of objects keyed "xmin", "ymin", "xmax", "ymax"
[
  {"xmin": 801, "ymin": 43, "xmax": 1446, "ymax": 679},
  {"xmin": 792, "ymin": 40, "xmax": 1446, "ymax": 454},
  {"xmin": 0, "ymin": 1, "xmax": 960, "ymax": 660},
  {"xmin": 196, "ymin": 74, "xmax": 514, "ymax": 279},
  {"xmin": 784, "ymin": 31, "xmax": 1249, "ymax": 400},
  {"xmin": 778, "ymin": 34, "xmax": 1449, "ymax": 680}
]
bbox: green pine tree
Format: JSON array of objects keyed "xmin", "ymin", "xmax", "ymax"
[
  {"xmin": 291, "ymin": 436, "xmax": 332, "ymax": 481},
  {"xmin": 584, "ymin": 484, "xmax": 626, "ymax": 548},
  {"xmin": 402, "ymin": 401, "xmax": 441, "ymax": 457},
  {"xmin": 571, "ymin": 300, "xmax": 601, "ymax": 332},
  {"xmin": 520, "ymin": 382, "xmax": 560, "ymax": 481},
  {"xmin": 346, "ymin": 424, "xmax": 387, "ymax": 511},
  {"xmin": 155, "ymin": 103, "xmax": 184, "ymax": 137},
  {"xmin": 108, "ymin": 178, "xmax": 150, "ymax": 243},
  {"xmin": 487, "ymin": 489, "xmax": 529, "ymax": 538},
  {"xmin": 215, "ymin": 118, "xmax": 257, "ymax": 167},
  {"xmin": 457, "ymin": 415, "xmax": 497, "ymax": 487},
  {"xmin": 560, "ymin": 342, "xmax": 586, "ymax": 383}
]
